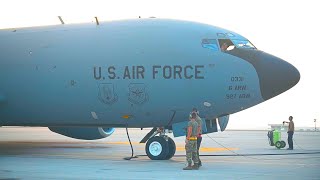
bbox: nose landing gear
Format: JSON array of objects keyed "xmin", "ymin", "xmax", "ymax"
[{"xmin": 142, "ymin": 127, "xmax": 176, "ymax": 160}]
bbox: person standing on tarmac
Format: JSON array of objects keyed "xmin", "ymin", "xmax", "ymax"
[
  {"xmin": 192, "ymin": 108, "xmax": 202, "ymax": 166},
  {"xmin": 183, "ymin": 112, "xmax": 199, "ymax": 170},
  {"xmin": 283, "ymin": 116, "xmax": 295, "ymax": 150}
]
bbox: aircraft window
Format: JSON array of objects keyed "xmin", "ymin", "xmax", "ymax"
[
  {"xmin": 218, "ymin": 39, "xmax": 235, "ymax": 52},
  {"xmin": 231, "ymin": 39, "xmax": 256, "ymax": 49},
  {"xmin": 217, "ymin": 33, "xmax": 226, "ymax": 37},
  {"xmin": 226, "ymin": 33, "xmax": 235, "ymax": 37},
  {"xmin": 201, "ymin": 39, "xmax": 219, "ymax": 51}
]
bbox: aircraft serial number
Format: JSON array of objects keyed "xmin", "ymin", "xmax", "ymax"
[
  {"xmin": 226, "ymin": 93, "xmax": 251, "ymax": 99},
  {"xmin": 231, "ymin": 77, "xmax": 244, "ymax": 82}
]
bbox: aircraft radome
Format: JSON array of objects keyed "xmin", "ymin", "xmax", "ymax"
[{"xmin": 0, "ymin": 18, "xmax": 300, "ymax": 160}]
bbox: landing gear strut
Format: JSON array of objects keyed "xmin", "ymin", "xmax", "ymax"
[{"xmin": 142, "ymin": 128, "xmax": 176, "ymax": 160}]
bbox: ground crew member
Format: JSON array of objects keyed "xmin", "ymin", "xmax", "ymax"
[
  {"xmin": 283, "ymin": 116, "xmax": 295, "ymax": 150},
  {"xmin": 183, "ymin": 112, "xmax": 199, "ymax": 170},
  {"xmin": 192, "ymin": 108, "xmax": 202, "ymax": 166}
]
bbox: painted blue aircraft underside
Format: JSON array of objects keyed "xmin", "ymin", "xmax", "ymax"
[{"xmin": 0, "ymin": 19, "xmax": 298, "ymax": 128}]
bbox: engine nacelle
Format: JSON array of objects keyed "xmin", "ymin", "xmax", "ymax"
[{"xmin": 48, "ymin": 127, "xmax": 115, "ymax": 140}]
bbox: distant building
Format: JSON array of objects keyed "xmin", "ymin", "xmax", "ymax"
[
  {"xmin": 268, "ymin": 124, "xmax": 288, "ymax": 131},
  {"xmin": 268, "ymin": 124, "xmax": 316, "ymax": 132}
]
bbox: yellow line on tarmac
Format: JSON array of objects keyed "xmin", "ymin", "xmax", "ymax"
[
  {"xmin": 105, "ymin": 141, "xmax": 142, "ymax": 145},
  {"xmin": 176, "ymin": 147, "xmax": 239, "ymax": 152},
  {"xmin": 106, "ymin": 142, "xmax": 239, "ymax": 152}
]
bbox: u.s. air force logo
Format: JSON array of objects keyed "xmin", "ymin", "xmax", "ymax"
[
  {"xmin": 128, "ymin": 83, "xmax": 148, "ymax": 105},
  {"xmin": 98, "ymin": 83, "xmax": 118, "ymax": 105}
]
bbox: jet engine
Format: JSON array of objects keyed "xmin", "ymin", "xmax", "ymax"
[{"xmin": 48, "ymin": 127, "xmax": 115, "ymax": 140}]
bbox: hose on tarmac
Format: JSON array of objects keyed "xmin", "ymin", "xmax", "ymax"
[{"xmin": 124, "ymin": 122, "xmax": 138, "ymax": 160}]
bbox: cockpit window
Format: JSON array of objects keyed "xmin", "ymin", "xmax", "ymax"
[
  {"xmin": 217, "ymin": 33, "xmax": 235, "ymax": 37},
  {"xmin": 231, "ymin": 39, "xmax": 256, "ymax": 49},
  {"xmin": 226, "ymin": 33, "xmax": 235, "ymax": 37},
  {"xmin": 217, "ymin": 33, "xmax": 226, "ymax": 37},
  {"xmin": 218, "ymin": 39, "xmax": 235, "ymax": 52},
  {"xmin": 201, "ymin": 39, "xmax": 219, "ymax": 51}
]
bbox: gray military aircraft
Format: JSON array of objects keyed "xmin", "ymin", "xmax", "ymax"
[{"xmin": 0, "ymin": 19, "xmax": 300, "ymax": 160}]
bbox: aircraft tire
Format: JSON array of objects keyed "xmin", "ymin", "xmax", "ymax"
[
  {"xmin": 146, "ymin": 136, "xmax": 169, "ymax": 160},
  {"xmin": 164, "ymin": 137, "xmax": 176, "ymax": 160}
]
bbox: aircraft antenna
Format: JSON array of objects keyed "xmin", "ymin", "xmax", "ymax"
[
  {"xmin": 58, "ymin": 16, "xmax": 65, "ymax": 24},
  {"xmin": 95, "ymin": 17, "xmax": 99, "ymax": 25}
]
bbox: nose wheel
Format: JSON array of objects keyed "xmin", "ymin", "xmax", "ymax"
[
  {"xmin": 145, "ymin": 136, "xmax": 176, "ymax": 160},
  {"xmin": 165, "ymin": 137, "xmax": 176, "ymax": 160}
]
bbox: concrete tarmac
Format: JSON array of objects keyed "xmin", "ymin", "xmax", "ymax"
[{"xmin": 0, "ymin": 127, "xmax": 320, "ymax": 179}]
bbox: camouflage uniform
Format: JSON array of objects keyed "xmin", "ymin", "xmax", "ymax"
[
  {"xmin": 185, "ymin": 120, "xmax": 199, "ymax": 165},
  {"xmin": 189, "ymin": 113, "xmax": 202, "ymax": 165},
  {"xmin": 195, "ymin": 115, "xmax": 202, "ymax": 166}
]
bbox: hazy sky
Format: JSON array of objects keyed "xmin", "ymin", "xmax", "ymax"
[{"xmin": 0, "ymin": 0, "xmax": 319, "ymax": 129}]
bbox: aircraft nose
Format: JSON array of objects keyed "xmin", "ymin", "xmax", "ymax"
[
  {"xmin": 255, "ymin": 51, "xmax": 300, "ymax": 100},
  {"xmin": 226, "ymin": 49, "xmax": 300, "ymax": 100}
]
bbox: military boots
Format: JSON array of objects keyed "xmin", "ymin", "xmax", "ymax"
[
  {"xmin": 192, "ymin": 163, "xmax": 199, "ymax": 170},
  {"xmin": 183, "ymin": 163, "xmax": 193, "ymax": 170}
]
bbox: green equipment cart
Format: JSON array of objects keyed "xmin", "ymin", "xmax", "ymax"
[{"xmin": 267, "ymin": 129, "xmax": 286, "ymax": 149}]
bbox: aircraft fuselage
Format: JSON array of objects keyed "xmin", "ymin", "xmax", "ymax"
[{"xmin": 0, "ymin": 19, "xmax": 300, "ymax": 128}]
